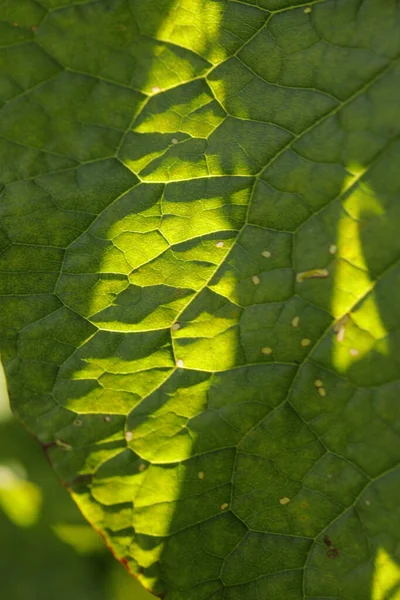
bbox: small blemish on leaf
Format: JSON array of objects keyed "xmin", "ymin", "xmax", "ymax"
[
  {"xmin": 333, "ymin": 314, "xmax": 349, "ymax": 342},
  {"xmin": 327, "ymin": 548, "xmax": 340, "ymax": 559},
  {"xmin": 329, "ymin": 244, "xmax": 337, "ymax": 255},
  {"xmin": 296, "ymin": 268, "xmax": 329, "ymax": 283},
  {"xmin": 365, "ymin": 500, "xmax": 371, "ymax": 506},
  {"xmin": 74, "ymin": 419, "xmax": 82, "ymax": 426},
  {"xmin": 314, "ymin": 379, "xmax": 323, "ymax": 388},
  {"xmin": 171, "ymin": 322, "xmax": 181, "ymax": 331},
  {"xmin": 176, "ymin": 359, "xmax": 184, "ymax": 368},
  {"xmin": 171, "ymin": 138, "xmax": 178, "ymax": 144},
  {"xmin": 216, "ymin": 241, "xmax": 224, "ymax": 248},
  {"xmin": 104, "ymin": 415, "xmax": 111, "ymax": 422},
  {"xmin": 323, "ymin": 535, "xmax": 332, "ymax": 547},
  {"xmin": 198, "ymin": 471, "xmax": 205, "ymax": 480},
  {"xmin": 318, "ymin": 387, "xmax": 327, "ymax": 398},
  {"xmin": 12, "ymin": 22, "xmax": 19, "ymax": 26},
  {"xmin": 261, "ymin": 250, "xmax": 271, "ymax": 258},
  {"xmin": 220, "ymin": 503, "xmax": 229, "ymax": 510},
  {"xmin": 31, "ymin": 25, "xmax": 38, "ymax": 32},
  {"xmin": 336, "ymin": 325, "xmax": 345, "ymax": 342},
  {"xmin": 261, "ymin": 346, "xmax": 273, "ymax": 355},
  {"xmin": 292, "ymin": 316, "xmax": 300, "ymax": 328},
  {"xmin": 138, "ymin": 464, "xmax": 146, "ymax": 472},
  {"xmin": 301, "ymin": 338, "xmax": 312, "ymax": 347},
  {"xmin": 279, "ymin": 497, "xmax": 291, "ymax": 505},
  {"xmin": 349, "ymin": 348, "xmax": 359, "ymax": 357},
  {"xmin": 125, "ymin": 431, "xmax": 134, "ymax": 442},
  {"xmin": 151, "ymin": 86, "xmax": 160, "ymax": 93},
  {"xmin": 304, "ymin": 6, "xmax": 312, "ymax": 13},
  {"xmin": 55, "ymin": 439, "xmax": 72, "ymax": 451},
  {"xmin": 252, "ymin": 275, "xmax": 260, "ymax": 285}
]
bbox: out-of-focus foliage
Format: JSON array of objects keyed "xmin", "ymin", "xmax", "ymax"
[{"xmin": 0, "ymin": 366, "xmax": 152, "ymax": 600}]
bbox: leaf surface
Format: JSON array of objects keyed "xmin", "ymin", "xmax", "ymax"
[{"xmin": 1, "ymin": 1, "xmax": 400, "ymax": 598}]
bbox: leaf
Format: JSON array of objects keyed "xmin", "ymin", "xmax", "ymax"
[
  {"xmin": 1, "ymin": 1, "xmax": 400, "ymax": 598},
  {"xmin": 0, "ymin": 378, "xmax": 152, "ymax": 599}
]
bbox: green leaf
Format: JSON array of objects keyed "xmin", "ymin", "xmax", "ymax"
[
  {"xmin": 0, "ymin": 373, "xmax": 153, "ymax": 600},
  {"xmin": 1, "ymin": 1, "xmax": 400, "ymax": 598}
]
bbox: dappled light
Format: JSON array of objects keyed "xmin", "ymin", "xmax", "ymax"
[
  {"xmin": 0, "ymin": 362, "xmax": 11, "ymax": 424},
  {"xmin": 331, "ymin": 177, "xmax": 389, "ymax": 376},
  {"xmin": 372, "ymin": 547, "xmax": 400, "ymax": 600},
  {"xmin": 0, "ymin": 1, "xmax": 399, "ymax": 599}
]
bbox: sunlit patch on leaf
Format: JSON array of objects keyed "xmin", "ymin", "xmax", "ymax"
[{"xmin": 372, "ymin": 547, "xmax": 400, "ymax": 600}]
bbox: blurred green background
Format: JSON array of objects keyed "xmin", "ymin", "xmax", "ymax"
[{"xmin": 0, "ymin": 365, "xmax": 153, "ymax": 600}]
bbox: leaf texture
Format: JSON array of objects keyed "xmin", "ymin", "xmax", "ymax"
[{"xmin": 1, "ymin": 1, "xmax": 400, "ymax": 598}]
